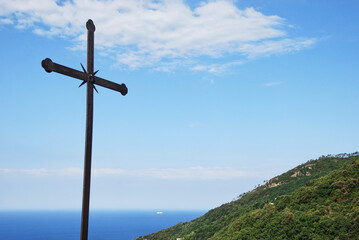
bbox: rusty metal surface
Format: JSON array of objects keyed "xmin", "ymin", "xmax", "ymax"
[{"xmin": 41, "ymin": 19, "xmax": 127, "ymax": 240}]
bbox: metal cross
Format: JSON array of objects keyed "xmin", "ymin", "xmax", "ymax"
[{"xmin": 41, "ymin": 19, "xmax": 127, "ymax": 240}]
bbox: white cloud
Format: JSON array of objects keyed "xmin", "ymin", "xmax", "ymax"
[
  {"xmin": 0, "ymin": 0, "xmax": 316, "ymax": 70},
  {"xmin": 0, "ymin": 166, "xmax": 265, "ymax": 180}
]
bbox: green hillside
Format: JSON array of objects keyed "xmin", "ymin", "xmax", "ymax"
[{"xmin": 136, "ymin": 153, "xmax": 359, "ymax": 240}]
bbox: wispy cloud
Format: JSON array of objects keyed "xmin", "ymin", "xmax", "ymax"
[
  {"xmin": 0, "ymin": 167, "xmax": 83, "ymax": 176},
  {"xmin": 0, "ymin": 18, "xmax": 13, "ymax": 25},
  {"xmin": 0, "ymin": 0, "xmax": 316, "ymax": 70},
  {"xmin": 0, "ymin": 166, "xmax": 266, "ymax": 180},
  {"xmin": 240, "ymin": 38, "xmax": 317, "ymax": 58},
  {"xmin": 263, "ymin": 81, "xmax": 282, "ymax": 87},
  {"xmin": 191, "ymin": 60, "xmax": 243, "ymax": 73},
  {"xmin": 189, "ymin": 122, "xmax": 204, "ymax": 128}
]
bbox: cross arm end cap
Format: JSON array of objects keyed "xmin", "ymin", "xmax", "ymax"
[
  {"xmin": 120, "ymin": 83, "xmax": 128, "ymax": 96},
  {"xmin": 41, "ymin": 58, "xmax": 53, "ymax": 73}
]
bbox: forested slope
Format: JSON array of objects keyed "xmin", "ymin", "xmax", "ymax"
[{"xmin": 136, "ymin": 153, "xmax": 359, "ymax": 240}]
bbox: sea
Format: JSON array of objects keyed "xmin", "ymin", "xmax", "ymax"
[{"xmin": 0, "ymin": 210, "xmax": 205, "ymax": 240}]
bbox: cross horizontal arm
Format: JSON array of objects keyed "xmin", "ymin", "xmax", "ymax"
[
  {"xmin": 93, "ymin": 75, "xmax": 128, "ymax": 95},
  {"xmin": 42, "ymin": 58, "xmax": 86, "ymax": 81},
  {"xmin": 41, "ymin": 58, "xmax": 128, "ymax": 96}
]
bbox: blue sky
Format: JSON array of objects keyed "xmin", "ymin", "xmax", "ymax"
[{"xmin": 0, "ymin": 0, "xmax": 358, "ymax": 210}]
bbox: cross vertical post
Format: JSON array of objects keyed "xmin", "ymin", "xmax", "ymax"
[
  {"xmin": 41, "ymin": 19, "xmax": 128, "ymax": 240},
  {"xmin": 81, "ymin": 19, "xmax": 95, "ymax": 240}
]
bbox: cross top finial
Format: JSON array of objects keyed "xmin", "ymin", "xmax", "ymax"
[{"xmin": 86, "ymin": 19, "xmax": 95, "ymax": 32}]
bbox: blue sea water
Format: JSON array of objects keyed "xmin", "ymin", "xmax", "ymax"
[{"xmin": 0, "ymin": 210, "xmax": 205, "ymax": 240}]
